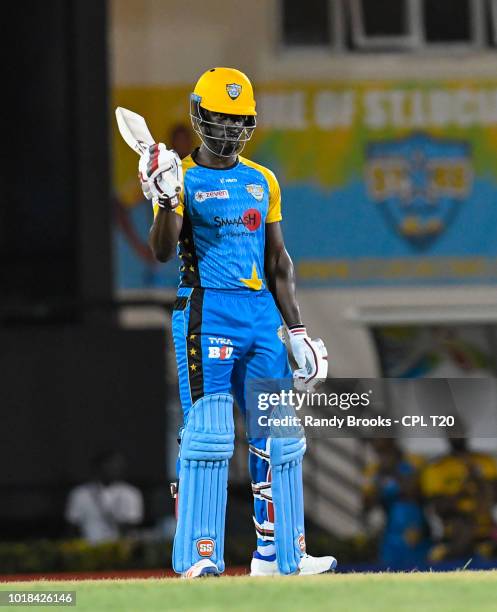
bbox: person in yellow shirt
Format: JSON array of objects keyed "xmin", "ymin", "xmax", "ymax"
[{"xmin": 420, "ymin": 438, "xmax": 497, "ymax": 562}]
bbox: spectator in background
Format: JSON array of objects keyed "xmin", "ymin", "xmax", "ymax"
[
  {"xmin": 65, "ymin": 450, "xmax": 144, "ymax": 544},
  {"xmin": 420, "ymin": 438, "xmax": 497, "ymax": 563},
  {"xmin": 168, "ymin": 123, "xmax": 194, "ymax": 160},
  {"xmin": 363, "ymin": 438, "xmax": 430, "ymax": 568}
]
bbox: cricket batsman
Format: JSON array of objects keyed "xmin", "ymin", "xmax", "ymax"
[{"xmin": 139, "ymin": 67, "xmax": 337, "ymax": 578}]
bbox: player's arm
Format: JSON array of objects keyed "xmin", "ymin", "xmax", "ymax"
[
  {"xmin": 264, "ymin": 170, "xmax": 328, "ymax": 384},
  {"xmin": 264, "ymin": 221, "xmax": 302, "ymax": 327},
  {"xmin": 265, "ymin": 221, "xmax": 328, "ymax": 384},
  {"xmin": 149, "ymin": 205, "xmax": 183, "ymax": 262}
]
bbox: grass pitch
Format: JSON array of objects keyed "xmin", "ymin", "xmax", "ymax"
[{"xmin": 4, "ymin": 571, "xmax": 497, "ymax": 612}]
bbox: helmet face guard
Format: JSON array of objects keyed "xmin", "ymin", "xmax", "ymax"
[{"xmin": 190, "ymin": 95, "xmax": 256, "ymax": 158}]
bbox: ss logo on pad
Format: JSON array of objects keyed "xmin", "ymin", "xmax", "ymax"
[{"xmin": 197, "ymin": 538, "xmax": 215, "ymax": 557}]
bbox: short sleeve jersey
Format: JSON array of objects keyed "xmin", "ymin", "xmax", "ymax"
[{"xmin": 153, "ymin": 152, "xmax": 282, "ymax": 290}]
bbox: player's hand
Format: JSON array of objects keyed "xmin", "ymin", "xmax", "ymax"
[
  {"xmin": 138, "ymin": 143, "xmax": 183, "ymax": 207},
  {"xmin": 288, "ymin": 326, "xmax": 328, "ymax": 390}
]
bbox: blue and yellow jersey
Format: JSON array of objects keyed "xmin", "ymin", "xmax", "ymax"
[
  {"xmin": 154, "ymin": 152, "xmax": 282, "ymax": 290},
  {"xmin": 420, "ymin": 452, "xmax": 497, "ymax": 538},
  {"xmin": 420, "ymin": 452, "xmax": 497, "ymax": 501}
]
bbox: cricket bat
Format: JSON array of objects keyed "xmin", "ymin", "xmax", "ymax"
[
  {"xmin": 115, "ymin": 106, "xmax": 181, "ymax": 204},
  {"xmin": 115, "ymin": 106, "xmax": 156, "ymax": 155}
]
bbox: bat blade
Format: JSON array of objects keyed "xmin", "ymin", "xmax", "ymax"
[{"xmin": 115, "ymin": 106, "xmax": 155, "ymax": 155}]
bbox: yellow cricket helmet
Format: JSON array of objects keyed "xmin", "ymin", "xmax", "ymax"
[
  {"xmin": 190, "ymin": 67, "xmax": 257, "ymax": 157},
  {"xmin": 192, "ymin": 67, "xmax": 257, "ymax": 116}
]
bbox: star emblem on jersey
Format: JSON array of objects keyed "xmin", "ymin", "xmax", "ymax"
[
  {"xmin": 240, "ymin": 263, "xmax": 263, "ymax": 291},
  {"xmin": 246, "ymin": 184, "xmax": 264, "ymax": 202},
  {"xmin": 226, "ymin": 83, "xmax": 242, "ymax": 100}
]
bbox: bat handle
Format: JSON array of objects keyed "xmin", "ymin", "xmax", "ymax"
[{"xmin": 135, "ymin": 140, "xmax": 153, "ymax": 156}]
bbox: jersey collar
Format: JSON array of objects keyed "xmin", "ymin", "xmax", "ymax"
[{"xmin": 191, "ymin": 147, "xmax": 239, "ymax": 171}]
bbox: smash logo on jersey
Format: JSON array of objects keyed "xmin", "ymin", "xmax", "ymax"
[
  {"xmin": 246, "ymin": 184, "xmax": 264, "ymax": 202},
  {"xmin": 195, "ymin": 189, "xmax": 229, "ymax": 203},
  {"xmin": 213, "ymin": 208, "xmax": 261, "ymax": 232},
  {"xmin": 208, "ymin": 337, "xmax": 234, "ymax": 360}
]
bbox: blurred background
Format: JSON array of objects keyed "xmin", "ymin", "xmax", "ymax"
[{"xmin": 3, "ymin": 0, "xmax": 497, "ymax": 576}]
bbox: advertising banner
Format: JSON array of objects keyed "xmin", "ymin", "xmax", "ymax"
[{"xmin": 113, "ymin": 80, "xmax": 497, "ymax": 290}]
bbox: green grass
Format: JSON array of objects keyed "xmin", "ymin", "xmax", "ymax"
[{"xmin": 3, "ymin": 571, "xmax": 497, "ymax": 612}]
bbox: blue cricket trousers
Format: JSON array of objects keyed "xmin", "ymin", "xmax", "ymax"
[{"xmin": 171, "ymin": 287, "xmax": 292, "ymax": 547}]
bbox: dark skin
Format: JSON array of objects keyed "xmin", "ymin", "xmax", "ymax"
[{"xmin": 149, "ymin": 114, "xmax": 302, "ymax": 327}]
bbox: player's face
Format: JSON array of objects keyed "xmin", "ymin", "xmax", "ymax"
[
  {"xmin": 198, "ymin": 108, "xmax": 255, "ymax": 157},
  {"xmin": 205, "ymin": 111, "xmax": 246, "ymax": 137}
]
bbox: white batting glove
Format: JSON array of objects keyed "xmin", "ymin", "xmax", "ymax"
[
  {"xmin": 288, "ymin": 325, "xmax": 328, "ymax": 390},
  {"xmin": 138, "ymin": 143, "xmax": 183, "ymax": 208}
]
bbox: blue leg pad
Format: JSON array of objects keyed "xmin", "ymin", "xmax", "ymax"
[
  {"xmin": 270, "ymin": 436, "xmax": 306, "ymax": 574},
  {"xmin": 172, "ymin": 393, "xmax": 234, "ymax": 573}
]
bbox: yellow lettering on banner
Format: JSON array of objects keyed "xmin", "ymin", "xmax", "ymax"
[
  {"xmin": 385, "ymin": 260, "xmax": 409, "ymax": 277},
  {"xmin": 414, "ymin": 261, "xmax": 436, "ymax": 277},
  {"xmin": 452, "ymin": 165, "xmax": 466, "ymax": 192},
  {"xmin": 450, "ymin": 259, "xmax": 486, "ymax": 276},
  {"xmin": 298, "ymin": 261, "xmax": 350, "ymax": 280},
  {"xmin": 429, "ymin": 162, "xmax": 471, "ymax": 197},
  {"xmin": 433, "ymin": 166, "xmax": 449, "ymax": 189},
  {"xmin": 296, "ymin": 258, "xmax": 497, "ymax": 282},
  {"xmin": 366, "ymin": 161, "xmax": 408, "ymax": 200}
]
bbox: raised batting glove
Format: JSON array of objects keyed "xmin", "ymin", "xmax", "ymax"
[
  {"xmin": 288, "ymin": 325, "xmax": 328, "ymax": 390},
  {"xmin": 138, "ymin": 143, "xmax": 183, "ymax": 208}
]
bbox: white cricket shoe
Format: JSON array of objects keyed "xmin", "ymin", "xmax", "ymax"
[
  {"xmin": 250, "ymin": 552, "xmax": 337, "ymax": 576},
  {"xmin": 181, "ymin": 559, "xmax": 220, "ymax": 579},
  {"xmin": 298, "ymin": 553, "xmax": 338, "ymax": 575}
]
